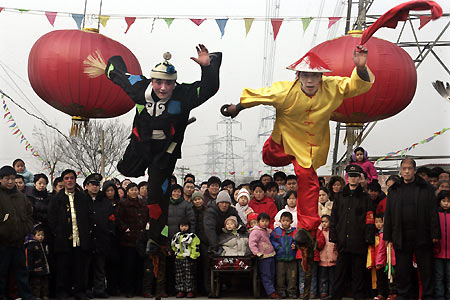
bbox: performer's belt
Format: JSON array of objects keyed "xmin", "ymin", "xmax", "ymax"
[{"xmin": 151, "ymin": 129, "xmax": 166, "ymax": 140}]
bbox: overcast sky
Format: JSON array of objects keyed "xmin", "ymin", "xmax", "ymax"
[{"xmin": 0, "ymin": 0, "xmax": 449, "ymax": 182}]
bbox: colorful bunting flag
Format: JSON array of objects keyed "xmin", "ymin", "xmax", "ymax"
[
  {"xmin": 419, "ymin": 15, "xmax": 432, "ymax": 30},
  {"xmin": 216, "ymin": 18, "xmax": 228, "ymax": 38},
  {"xmin": 190, "ymin": 18, "xmax": 206, "ymax": 26},
  {"xmin": 0, "ymin": 8, "xmax": 3, "ymax": 13},
  {"xmin": 124, "ymin": 17, "xmax": 136, "ymax": 34},
  {"xmin": 164, "ymin": 18, "xmax": 174, "ymax": 28},
  {"xmin": 17, "ymin": 9, "xmax": 29, "ymax": 12},
  {"xmin": 99, "ymin": 15, "xmax": 110, "ymax": 27},
  {"xmin": 301, "ymin": 17, "xmax": 312, "ymax": 32},
  {"xmin": 328, "ymin": 17, "xmax": 341, "ymax": 29},
  {"xmin": 271, "ymin": 18, "xmax": 283, "ymax": 40},
  {"xmin": 244, "ymin": 18, "xmax": 254, "ymax": 36},
  {"xmin": 45, "ymin": 11, "xmax": 57, "ymax": 26},
  {"xmin": 72, "ymin": 13, "xmax": 83, "ymax": 29}
]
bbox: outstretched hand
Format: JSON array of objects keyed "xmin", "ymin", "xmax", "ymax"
[
  {"xmin": 190, "ymin": 44, "xmax": 210, "ymax": 66},
  {"xmin": 353, "ymin": 45, "xmax": 368, "ymax": 70}
]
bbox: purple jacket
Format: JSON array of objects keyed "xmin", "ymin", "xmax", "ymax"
[
  {"xmin": 435, "ymin": 209, "xmax": 450, "ymax": 259},
  {"xmin": 249, "ymin": 226, "xmax": 275, "ymax": 258}
]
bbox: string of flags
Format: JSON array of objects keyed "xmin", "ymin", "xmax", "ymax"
[
  {"xmin": 1, "ymin": 95, "xmax": 50, "ymax": 170},
  {"xmin": 376, "ymin": 128, "xmax": 450, "ymax": 163}
]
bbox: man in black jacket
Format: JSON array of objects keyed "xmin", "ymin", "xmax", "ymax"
[
  {"xmin": 329, "ymin": 164, "xmax": 375, "ymax": 300},
  {"xmin": 0, "ymin": 165, "xmax": 34, "ymax": 300},
  {"xmin": 383, "ymin": 158, "xmax": 440, "ymax": 300},
  {"xmin": 48, "ymin": 169, "xmax": 92, "ymax": 300}
]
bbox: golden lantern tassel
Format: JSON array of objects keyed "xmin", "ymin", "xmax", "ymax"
[{"xmin": 71, "ymin": 116, "xmax": 89, "ymax": 136}]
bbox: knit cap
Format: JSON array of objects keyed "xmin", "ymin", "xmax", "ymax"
[
  {"xmin": 216, "ymin": 190, "xmax": 232, "ymax": 204},
  {"xmin": 224, "ymin": 216, "xmax": 238, "ymax": 227},
  {"xmin": 247, "ymin": 212, "xmax": 258, "ymax": 227},
  {"xmin": 192, "ymin": 191, "xmax": 204, "ymax": 201},
  {"xmin": 237, "ymin": 188, "xmax": 250, "ymax": 203}
]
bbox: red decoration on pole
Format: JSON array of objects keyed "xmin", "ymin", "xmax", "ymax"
[
  {"xmin": 124, "ymin": 17, "xmax": 136, "ymax": 34},
  {"xmin": 271, "ymin": 18, "xmax": 283, "ymax": 40},
  {"xmin": 310, "ymin": 31, "xmax": 417, "ymax": 123},
  {"xmin": 360, "ymin": 0, "xmax": 442, "ymax": 45},
  {"xmin": 327, "ymin": 17, "xmax": 341, "ymax": 29},
  {"xmin": 28, "ymin": 29, "xmax": 142, "ymax": 121},
  {"xmin": 45, "ymin": 11, "xmax": 57, "ymax": 26},
  {"xmin": 190, "ymin": 18, "xmax": 206, "ymax": 26},
  {"xmin": 0, "ymin": 8, "xmax": 4, "ymax": 13},
  {"xmin": 419, "ymin": 15, "xmax": 432, "ymax": 29}
]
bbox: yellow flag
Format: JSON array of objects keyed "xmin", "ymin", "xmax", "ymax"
[
  {"xmin": 244, "ymin": 18, "xmax": 254, "ymax": 36},
  {"xmin": 99, "ymin": 15, "xmax": 110, "ymax": 27}
]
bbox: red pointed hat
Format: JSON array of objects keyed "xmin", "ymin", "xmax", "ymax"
[{"xmin": 286, "ymin": 51, "xmax": 331, "ymax": 73}]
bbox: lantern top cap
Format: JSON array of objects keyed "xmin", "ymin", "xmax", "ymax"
[
  {"xmin": 151, "ymin": 51, "xmax": 177, "ymax": 80},
  {"xmin": 348, "ymin": 29, "xmax": 363, "ymax": 36},
  {"xmin": 286, "ymin": 51, "xmax": 332, "ymax": 73}
]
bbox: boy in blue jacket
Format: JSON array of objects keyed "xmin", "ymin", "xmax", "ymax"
[{"xmin": 270, "ymin": 211, "xmax": 297, "ymax": 298}]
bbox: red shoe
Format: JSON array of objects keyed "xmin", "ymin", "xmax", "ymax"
[
  {"xmin": 269, "ymin": 292, "xmax": 281, "ymax": 299},
  {"xmin": 176, "ymin": 292, "xmax": 185, "ymax": 298},
  {"xmin": 387, "ymin": 295, "xmax": 397, "ymax": 300},
  {"xmin": 143, "ymin": 293, "xmax": 154, "ymax": 298},
  {"xmin": 374, "ymin": 296, "xmax": 386, "ymax": 300},
  {"xmin": 186, "ymin": 292, "xmax": 195, "ymax": 298}
]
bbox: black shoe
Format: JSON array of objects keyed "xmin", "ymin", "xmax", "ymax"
[
  {"xmin": 75, "ymin": 294, "xmax": 89, "ymax": 300},
  {"xmin": 126, "ymin": 293, "xmax": 134, "ymax": 298},
  {"xmin": 94, "ymin": 292, "xmax": 110, "ymax": 299}
]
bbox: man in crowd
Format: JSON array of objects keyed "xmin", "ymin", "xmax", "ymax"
[
  {"xmin": 203, "ymin": 176, "xmax": 221, "ymax": 205},
  {"xmin": 183, "ymin": 181, "xmax": 195, "ymax": 202}
]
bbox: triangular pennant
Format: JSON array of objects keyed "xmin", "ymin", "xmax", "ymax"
[
  {"xmin": 0, "ymin": 8, "xmax": 3, "ymax": 13},
  {"xmin": 124, "ymin": 17, "xmax": 136, "ymax": 34},
  {"xmin": 216, "ymin": 18, "xmax": 228, "ymax": 38},
  {"xmin": 17, "ymin": 9, "xmax": 29, "ymax": 12},
  {"xmin": 164, "ymin": 18, "xmax": 174, "ymax": 28},
  {"xmin": 99, "ymin": 15, "xmax": 110, "ymax": 27},
  {"xmin": 72, "ymin": 13, "xmax": 83, "ymax": 29},
  {"xmin": 328, "ymin": 17, "xmax": 341, "ymax": 29},
  {"xmin": 244, "ymin": 18, "xmax": 254, "ymax": 36},
  {"xmin": 301, "ymin": 17, "xmax": 312, "ymax": 32},
  {"xmin": 190, "ymin": 18, "xmax": 206, "ymax": 26},
  {"xmin": 45, "ymin": 11, "xmax": 57, "ymax": 26},
  {"xmin": 419, "ymin": 15, "xmax": 432, "ymax": 30},
  {"xmin": 271, "ymin": 18, "xmax": 283, "ymax": 40}
]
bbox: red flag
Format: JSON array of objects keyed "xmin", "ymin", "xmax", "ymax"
[
  {"xmin": 328, "ymin": 17, "xmax": 341, "ymax": 29},
  {"xmin": 271, "ymin": 18, "xmax": 283, "ymax": 40},
  {"xmin": 0, "ymin": 8, "xmax": 4, "ymax": 13},
  {"xmin": 419, "ymin": 15, "xmax": 432, "ymax": 29},
  {"xmin": 124, "ymin": 17, "xmax": 136, "ymax": 34},
  {"xmin": 360, "ymin": 0, "xmax": 442, "ymax": 45},
  {"xmin": 190, "ymin": 19, "xmax": 206, "ymax": 26},
  {"xmin": 45, "ymin": 11, "xmax": 57, "ymax": 26}
]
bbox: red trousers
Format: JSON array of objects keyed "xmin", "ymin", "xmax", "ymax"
[{"xmin": 263, "ymin": 136, "xmax": 321, "ymax": 231}]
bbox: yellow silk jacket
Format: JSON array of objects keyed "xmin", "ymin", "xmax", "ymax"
[{"xmin": 240, "ymin": 68, "xmax": 374, "ymax": 170}]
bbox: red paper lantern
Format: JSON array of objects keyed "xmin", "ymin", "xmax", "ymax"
[
  {"xmin": 310, "ymin": 30, "xmax": 417, "ymax": 123},
  {"xmin": 28, "ymin": 29, "xmax": 142, "ymax": 121}
]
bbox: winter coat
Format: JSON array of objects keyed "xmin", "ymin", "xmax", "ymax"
[
  {"xmin": 0, "ymin": 185, "xmax": 33, "ymax": 247},
  {"xmin": 47, "ymin": 189, "xmax": 92, "ymax": 253},
  {"xmin": 318, "ymin": 200, "xmax": 333, "ymax": 218},
  {"xmin": 27, "ymin": 188, "xmax": 50, "ymax": 228},
  {"xmin": 274, "ymin": 194, "xmax": 286, "ymax": 211},
  {"xmin": 248, "ymin": 196, "xmax": 278, "ymax": 229},
  {"xmin": 218, "ymin": 227, "xmax": 251, "ymax": 256},
  {"xmin": 18, "ymin": 168, "xmax": 34, "ymax": 187},
  {"xmin": 329, "ymin": 184, "xmax": 375, "ymax": 254},
  {"xmin": 171, "ymin": 231, "xmax": 200, "ymax": 259},
  {"xmin": 376, "ymin": 197, "xmax": 387, "ymax": 214},
  {"xmin": 270, "ymin": 226, "xmax": 296, "ymax": 261},
  {"xmin": 25, "ymin": 239, "xmax": 50, "ymax": 276},
  {"xmin": 203, "ymin": 201, "xmax": 245, "ymax": 248},
  {"xmin": 85, "ymin": 191, "xmax": 115, "ymax": 255},
  {"xmin": 248, "ymin": 225, "xmax": 276, "ymax": 258},
  {"xmin": 168, "ymin": 197, "xmax": 195, "ymax": 240},
  {"xmin": 375, "ymin": 231, "xmax": 396, "ymax": 267},
  {"xmin": 319, "ymin": 229, "xmax": 337, "ymax": 267},
  {"xmin": 383, "ymin": 176, "xmax": 440, "ymax": 251},
  {"xmin": 435, "ymin": 208, "xmax": 450, "ymax": 259},
  {"xmin": 193, "ymin": 204, "xmax": 207, "ymax": 243},
  {"xmin": 349, "ymin": 160, "xmax": 378, "ymax": 183},
  {"xmin": 235, "ymin": 203, "xmax": 253, "ymax": 225},
  {"xmin": 116, "ymin": 197, "xmax": 148, "ymax": 248},
  {"xmin": 274, "ymin": 205, "xmax": 297, "ymax": 229},
  {"xmin": 296, "ymin": 229, "xmax": 325, "ymax": 262}
]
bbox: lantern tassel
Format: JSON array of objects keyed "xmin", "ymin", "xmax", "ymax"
[
  {"xmin": 344, "ymin": 123, "xmax": 364, "ymax": 146},
  {"xmin": 71, "ymin": 116, "xmax": 89, "ymax": 136},
  {"xmin": 83, "ymin": 49, "xmax": 107, "ymax": 78}
]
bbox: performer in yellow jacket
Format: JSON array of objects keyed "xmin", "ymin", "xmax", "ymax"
[{"xmin": 224, "ymin": 45, "xmax": 374, "ymax": 232}]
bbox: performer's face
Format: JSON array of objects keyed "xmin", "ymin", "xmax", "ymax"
[
  {"xmin": 299, "ymin": 72, "xmax": 322, "ymax": 96},
  {"xmin": 152, "ymin": 79, "xmax": 175, "ymax": 100}
]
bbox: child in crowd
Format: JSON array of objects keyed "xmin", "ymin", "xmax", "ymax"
[
  {"xmin": 247, "ymin": 212, "xmax": 259, "ymax": 230},
  {"xmin": 318, "ymin": 215, "xmax": 337, "ymax": 299},
  {"xmin": 15, "ymin": 174, "xmax": 26, "ymax": 193},
  {"xmin": 350, "ymin": 147, "xmax": 378, "ymax": 183},
  {"xmin": 249, "ymin": 182, "xmax": 278, "ymax": 229},
  {"xmin": 26, "ymin": 226, "xmax": 50, "ymax": 300},
  {"xmin": 171, "ymin": 219, "xmax": 200, "ymax": 298},
  {"xmin": 434, "ymin": 190, "xmax": 450, "ymax": 300},
  {"xmin": 249, "ymin": 213, "xmax": 279, "ymax": 299},
  {"xmin": 265, "ymin": 182, "xmax": 279, "ymax": 200},
  {"xmin": 235, "ymin": 188, "xmax": 254, "ymax": 225},
  {"xmin": 13, "ymin": 158, "xmax": 34, "ymax": 187},
  {"xmin": 218, "ymin": 216, "xmax": 250, "ymax": 256},
  {"xmin": 274, "ymin": 191, "xmax": 297, "ymax": 229},
  {"xmin": 270, "ymin": 212, "xmax": 297, "ymax": 298},
  {"xmin": 318, "ymin": 187, "xmax": 333, "ymax": 218}
]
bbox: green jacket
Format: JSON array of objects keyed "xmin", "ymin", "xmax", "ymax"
[{"xmin": 171, "ymin": 232, "xmax": 200, "ymax": 260}]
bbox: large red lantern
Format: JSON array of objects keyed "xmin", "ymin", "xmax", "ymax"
[
  {"xmin": 310, "ymin": 30, "xmax": 417, "ymax": 124},
  {"xmin": 28, "ymin": 29, "xmax": 142, "ymax": 133}
]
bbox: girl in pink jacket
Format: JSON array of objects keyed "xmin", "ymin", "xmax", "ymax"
[
  {"xmin": 350, "ymin": 147, "xmax": 378, "ymax": 183},
  {"xmin": 318, "ymin": 215, "xmax": 337, "ymax": 299}
]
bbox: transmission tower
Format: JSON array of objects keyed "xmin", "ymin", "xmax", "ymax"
[
  {"xmin": 204, "ymin": 135, "xmax": 223, "ymax": 176},
  {"xmin": 244, "ymin": 144, "xmax": 259, "ymax": 176},
  {"xmin": 216, "ymin": 117, "xmax": 245, "ymax": 181}
]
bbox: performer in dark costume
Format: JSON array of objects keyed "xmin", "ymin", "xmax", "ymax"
[{"xmin": 94, "ymin": 45, "xmax": 221, "ymax": 248}]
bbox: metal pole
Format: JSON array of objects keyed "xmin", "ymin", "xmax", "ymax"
[{"xmin": 100, "ymin": 129, "xmax": 105, "ymax": 178}]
